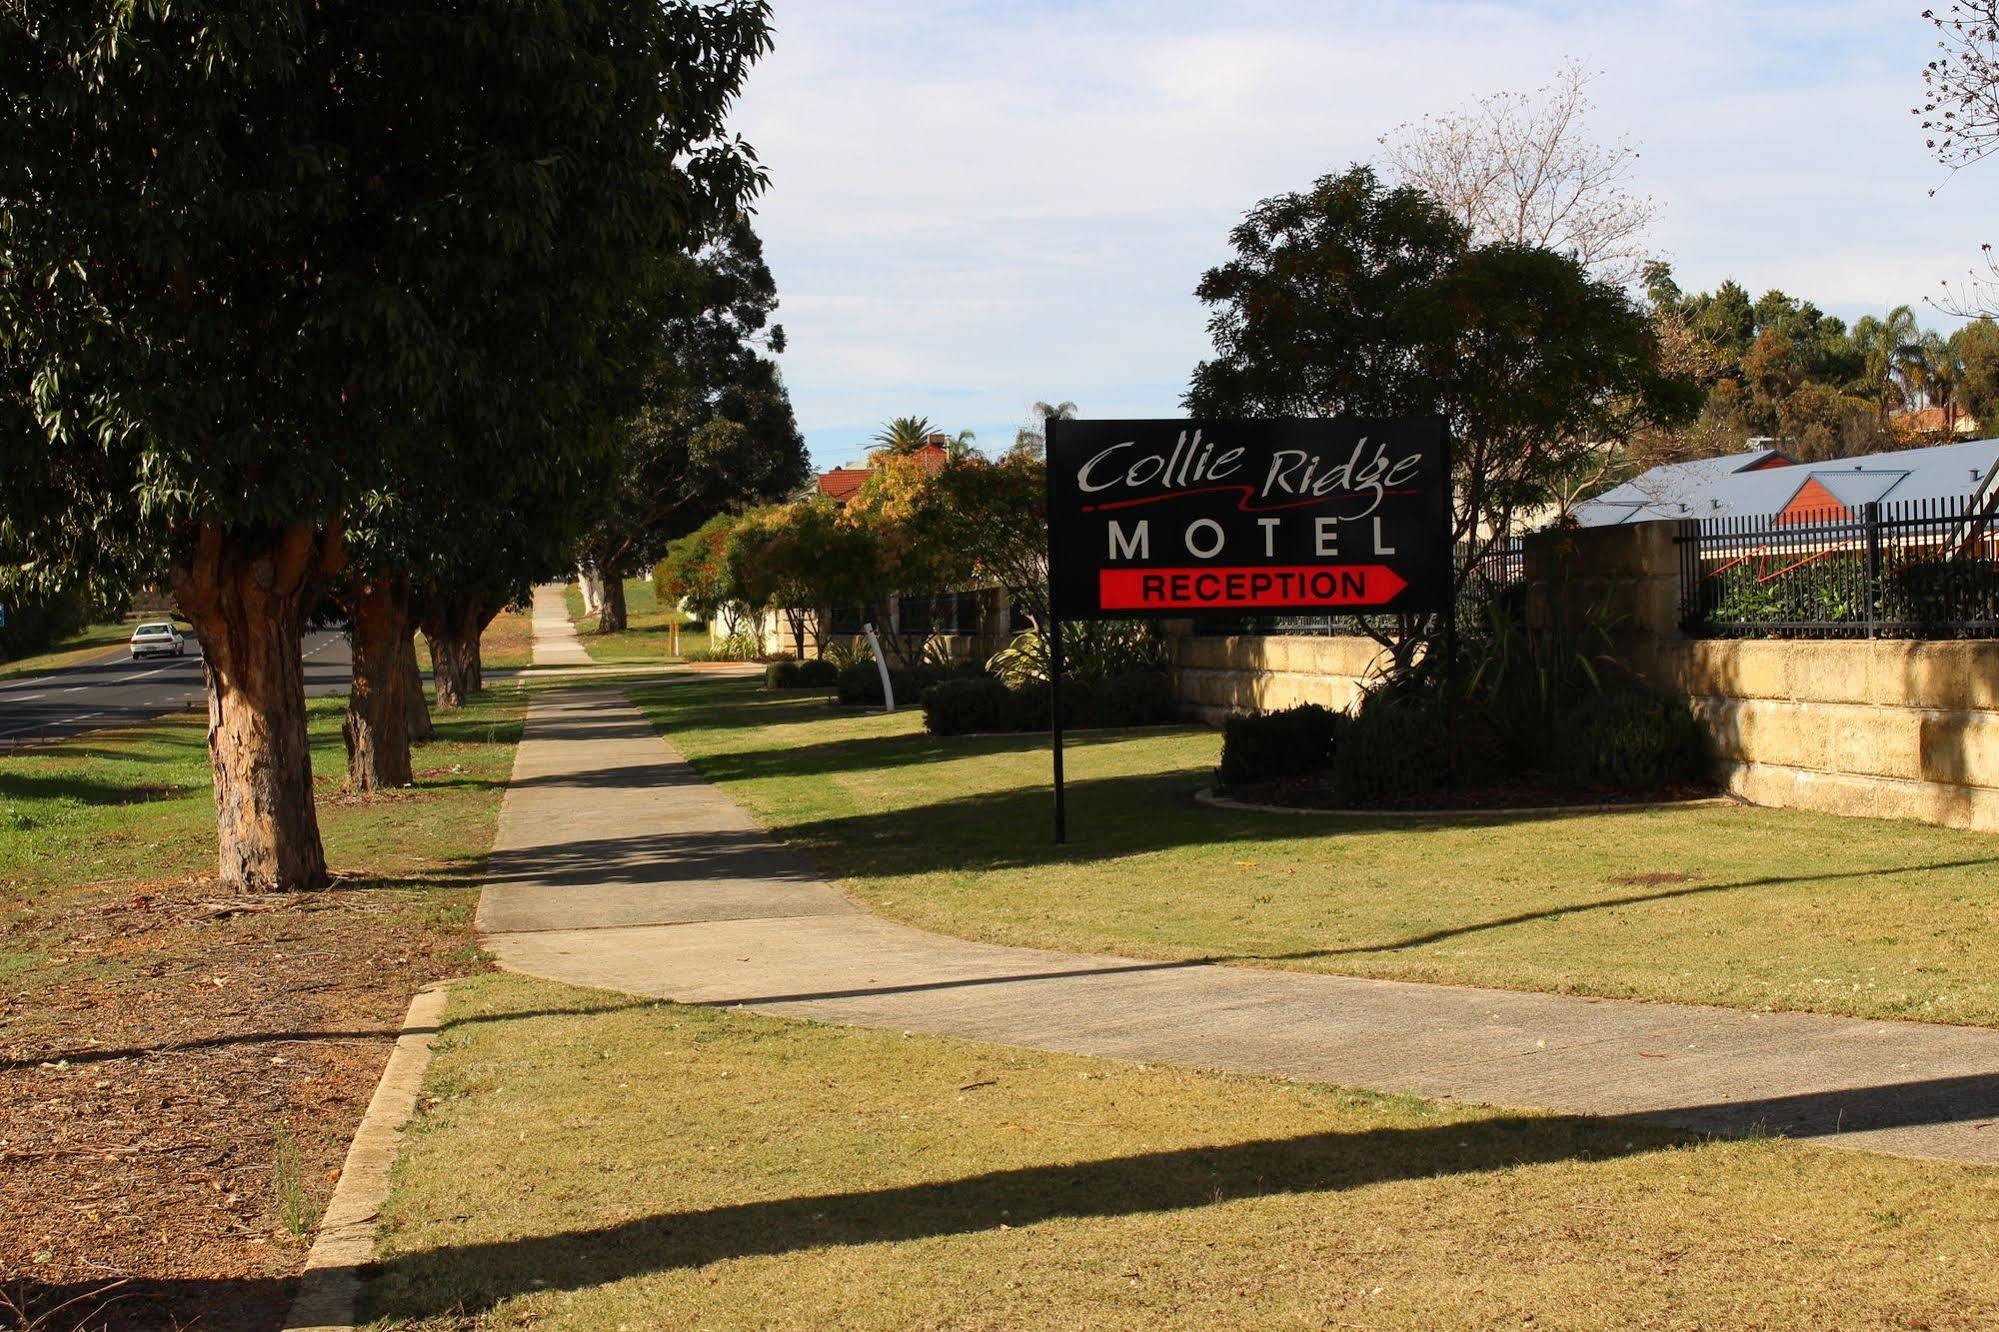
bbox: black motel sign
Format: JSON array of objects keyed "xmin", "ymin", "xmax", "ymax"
[{"xmin": 1045, "ymin": 417, "xmax": 1452, "ymax": 618}]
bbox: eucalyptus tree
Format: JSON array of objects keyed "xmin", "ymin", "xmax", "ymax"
[
  {"xmin": 2, "ymin": 1, "xmax": 774, "ymax": 889},
  {"xmin": 577, "ymin": 219, "xmax": 809, "ymax": 633},
  {"xmin": 1186, "ymin": 165, "xmax": 1696, "ymax": 669}
]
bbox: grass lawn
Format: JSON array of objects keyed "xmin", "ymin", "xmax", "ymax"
[
  {"xmin": 368, "ymin": 971, "xmax": 1999, "ymax": 1330},
  {"xmin": 630, "ymin": 676, "xmax": 1999, "ymax": 1028},
  {"xmin": 0, "ymin": 611, "xmax": 175, "ymax": 680},
  {"xmin": 0, "ymin": 686, "xmax": 525, "ymax": 1329},
  {"xmin": 565, "ymin": 576, "xmax": 710, "ymax": 663}
]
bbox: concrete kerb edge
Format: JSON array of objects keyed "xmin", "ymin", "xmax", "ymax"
[
  {"xmin": 279, "ymin": 982, "xmax": 451, "ymax": 1332},
  {"xmin": 1193, "ymin": 786, "xmax": 1745, "ymax": 819}
]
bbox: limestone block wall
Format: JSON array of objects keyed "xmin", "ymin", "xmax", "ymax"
[
  {"xmin": 1170, "ymin": 634, "xmax": 1390, "ymax": 726},
  {"xmin": 1641, "ymin": 638, "xmax": 1999, "ymax": 833}
]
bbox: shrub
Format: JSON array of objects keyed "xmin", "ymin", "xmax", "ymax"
[
  {"xmin": 765, "ymin": 656, "xmax": 840, "ymax": 689},
  {"xmin": 838, "ymin": 662, "xmax": 947, "ymax": 705},
  {"xmin": 837, "ymin": 661, "xmax": 883, "ymax": 703},
  {"xmin": 1548, "ymin": 685, "xmax": 1706, "ymax": 791},
  {"xmin": 1217, "ymin": 704, "xmax": 1344, "ymax": 788},
  {"xmin": 1090, "ymin": 670, "xmax": 1175, "ymax": 728},
  {"xmin": 794, "ymin": 657, "xmax": 840, "ymax": 687},
  {"xmin": 922, "ymin": 677, "xmax": 1011, "ymax": 735},
  {"xmin": 1328, "ymin": 699, "xmax": 1451, "ymax": 805}
]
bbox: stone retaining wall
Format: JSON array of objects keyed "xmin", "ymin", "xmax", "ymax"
[
  {"xmin": 1170, "ymin": 633, "xmax": 1389, "ymax": 726},
  {"xmin": 1640, "ymin": 637, "xmax": 1999, "ymax": 833}
]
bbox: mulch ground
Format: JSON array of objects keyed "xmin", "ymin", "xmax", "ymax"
[{"xmin": 0, "ymin": 874, "xmax": 484, "ymax": 1331}]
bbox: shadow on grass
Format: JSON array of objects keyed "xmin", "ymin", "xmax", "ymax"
[
  {"xmin": 17, "ymin": 1067, "xmax": 1998, "ymax": 1326},
  {"xmin": 0, "ymin": 999, "xmax": 664, "ymax": 1072},
  {"xmin": 0, "ymin": 771, "xmax": 198, "ymax": 807}
]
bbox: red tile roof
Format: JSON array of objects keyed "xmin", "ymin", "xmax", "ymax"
[
  {"xmin": 813, "ymin": 442, "xmax": 951, "ymax": 501},
  {"xmin": 815, "ymin": 468, "xmax": 871, "ymax": 500}
]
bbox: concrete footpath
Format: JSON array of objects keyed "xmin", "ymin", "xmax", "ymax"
[
  {"xmin": 479, "ymin": 686, "xmax": 1999, "ymax": 1166},
  {"xmin": 528, "ymin": 584, "xmax": 593, "ymax": 667}
]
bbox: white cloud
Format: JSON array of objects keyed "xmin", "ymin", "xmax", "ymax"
[{"xmin": 733, "ymin": 1, "xmax": 1999, "ymax": 466}]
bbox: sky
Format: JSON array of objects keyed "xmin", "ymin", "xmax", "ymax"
[{"xmin": 730, "ymin": 0, "xmax": 1999, "ymax": 471}]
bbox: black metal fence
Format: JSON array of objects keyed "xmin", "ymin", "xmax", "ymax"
[{"xmin": 1677, "ymin": 496, "xmax": 1999, "ymax": 639}]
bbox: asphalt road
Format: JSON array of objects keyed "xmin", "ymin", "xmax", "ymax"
[{"xmin": 0, "ymin": 629, "xmax": 352, "ymax": 749}]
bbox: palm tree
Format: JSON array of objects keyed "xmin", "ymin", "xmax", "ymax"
[
  {"xmin": 1910, "ymin": 330, "xmax": 1965, "ymax": 433},
  {"xmin": 1852, "ymin": 306, "xmax": 1920, "ymax": 425},
  {"xmin": 1009, "ymin": 399, "xmax": 1079, "ymax": 461},
  {"xmin": 942, "ymin": 428, "xmax": 979, "ymax": 460},
  {"xmin": 871, "ymin": 415, "xmax": 936, "ymax": 453}
]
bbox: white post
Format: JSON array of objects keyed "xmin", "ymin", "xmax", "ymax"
[{"xmin": 862, "ymin": 622, "xmax": 895, "ymax": 713}]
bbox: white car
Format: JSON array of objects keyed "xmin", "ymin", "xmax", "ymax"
[{"xmin": 128, "ymin": 621, "xmax": 188, "ymax": 659}]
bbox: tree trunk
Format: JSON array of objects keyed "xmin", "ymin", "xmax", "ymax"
[
  {"xmin": 421, "ymin": 598, "xmax": 489, "ymax": 709},
  {"xmin": 466, "ymin": 604, "xmax": 496, "ymax": 693},
  {"xmin": 401, "ymin": 630, "xmax": 433, "ymax": 743},
  {"xmin": 597, "ymin": 567, "xmax": 628, "ymax": 633},
  {"xmin": 342, "ymin": 572, "xmax": 413, "ymax": 792},
  {"xmin": 171, "ymin": 521, "xmax": 340, "ymax": 893}
]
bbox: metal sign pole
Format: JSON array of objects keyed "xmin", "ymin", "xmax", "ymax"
[
  {"xmin": 1440, "ymin": 426, "xmax": 1459, "ymax": 788},
  {"xmin": 1049, "ymin": 611, "xmax": 1068, "ymax": 844},
  {"xmin": 1046, "ymin": 416, "xmax": 1069, "ymax": 844}
]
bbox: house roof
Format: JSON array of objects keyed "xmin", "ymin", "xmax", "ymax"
[
  {"xmin": 1571, "ymin": 437, "xmax": 1999, "ymax": 526},
  {"xmin": 812, "ymin": 441, "xmax": 951, "ymax": 502},
  {"xmin": 814, "ymin": 467, "xmax": 871, "ymax": 501}
]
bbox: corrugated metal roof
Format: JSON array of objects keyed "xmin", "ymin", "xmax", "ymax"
[{"xmin": 1572, "ymin": 438, "xmax": 1999, "ymax": 525}]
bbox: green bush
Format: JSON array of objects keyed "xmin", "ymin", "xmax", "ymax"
[
  {"xmin": 1328, "ymin": 699, "xmax": 1451, "ymax": 805},
  {"xmin": 1090, "ymin": 670, "xmax": 1175, "ymax": 728},
  {"xmin": 1548, "ymin": 685, "xmax": 1707, "ymax": 791},
  {"xmin": 765, "ymin": 656, "xmax": 841, "ymax": 689},
  {"xmin": 0, "ymin": 585, "xmax": 94, "ymax": 663},
  {"xmin": 838, "ymin": 662, "xmax": 947, "ymax": 705},
  {"xmin": 918, "ymin": 670, "xmax": 1171, "ymax": 736},
  {"xmin": 921, "ymin": 677, "xmax": 1011, "ymax": 735},
  {"xmin": 1217, "ymin": 704, "xmax": 1344, "ymax": 788},
  {"xmin": 794, "ymin": 657, "xmax": 840, "ymax": 687}
]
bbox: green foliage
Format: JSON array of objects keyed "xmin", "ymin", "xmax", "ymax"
[
  {"xmin": 919, "ymin": 670, "xmax": 1171, "ymax": 736},
  {"xmin": 986, "ymin": 622, "xmax": 1168, "ymax": 687},
  {"xmin": 3, "ymin": 0, "xmax": 774, "ymax": 586},
  {"xmin": 580, "ymin": 218, "xmax": 808, "ymax": 582},
  {"xmin": 921, "ymin": 677, "xmax": 1011, "ymax": 735},
  {"xmin": 0, "ymin": 582, "xmax": 102, "ymax": 663},
  {"xmin": 765, "ymin": 657, "xmax": 840, "ymax": 689},
  {"xmin": 1328, "ymin": 698, "xmax": 1452, "ymax": 805},
  {"xmin": 656, "ymin": 513, "xmax": 742, "ymax": 622},
  {"xmin": 1088, "ymin": 671, "xmax": 1177, "ymax": 729},
  {"xmin": 910, "ymin": 458, "xmax": 1050, "ymax": 631},
  {"xmin": 1186, "ymin": 165, "xmax": 1695, "ymax": 567},
  {"xmin": 1217, "ymin": 705, "xmax": 1346, "ymax": 788},
  {"xmin": 1548, "ymin": 687, "xmax": 1707, "ymax": 791},
  {"xmin": 1462, "ymin": 570, "xmax": 1621, "ymax": 762}
]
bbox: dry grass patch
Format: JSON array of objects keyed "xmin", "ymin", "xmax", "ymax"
[{"xmin": 369, "ymin": 972, "xmax": 1999, "ymax": 1330}]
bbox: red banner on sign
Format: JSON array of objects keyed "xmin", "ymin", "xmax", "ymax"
[{"xmin": 1097, "ymin": 565, "xmax": 1408, "ymax": 611}]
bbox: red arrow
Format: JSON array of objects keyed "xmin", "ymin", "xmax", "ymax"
[{"xmin": 1097, "ymin": 565, "xmax": 1409, "ymax": 611}]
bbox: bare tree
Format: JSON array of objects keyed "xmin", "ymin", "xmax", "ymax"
[
  {"xmin": 1919, "ymin": 4, "xmax": 1999, "ymax": 315},
  {"xmin": 1379, "ymin": 59, "xmax": 1658, "ymax": 287}
]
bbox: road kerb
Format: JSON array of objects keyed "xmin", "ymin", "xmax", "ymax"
[{"xmin": 280, "ymin": 982, "xmax": 450, "ymax": 1332}]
